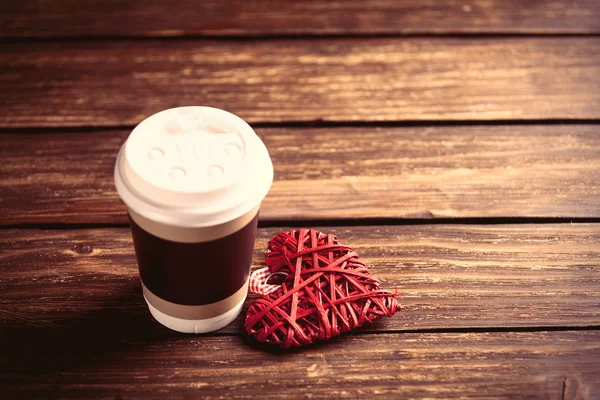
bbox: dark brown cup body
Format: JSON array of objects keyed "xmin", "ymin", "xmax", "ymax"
[
  {"xmin": 129, "ymin": 213, "xmax": 258, "ymax": 308},
  {"xmin": 129, "ymin": 213, "xmax": 258, "ymax": 306}
]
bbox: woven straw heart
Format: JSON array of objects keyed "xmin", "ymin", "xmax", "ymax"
[{"xmin": 244, "ymin": 229, "xmax": 399, "ymax": 348}]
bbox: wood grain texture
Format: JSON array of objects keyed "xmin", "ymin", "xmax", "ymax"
[
  {"xmin": 1, "ymin": 224, "xmax": 599, "ymax": 333},
  {"xmin": 1, "ymin": 125, "xmax": 599, "ymax": 225},
  {"xmin": 2, "ymin": 330, "xmax": 599, "ymax": 399},
  {"xmin": 2, "ymin": 0, "xmax": 599, "ymax": 37},
  {"xmin": 1, "ymin": 38, "xmax": 599, "ymax": 127}
]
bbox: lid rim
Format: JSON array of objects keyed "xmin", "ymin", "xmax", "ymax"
[{"xmin": 115, "ymin": 145, "xmax": 273, "ymax": 228}]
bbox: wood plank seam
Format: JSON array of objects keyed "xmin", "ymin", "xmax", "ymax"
[
  {"xmin": 2, "ymin": 225, "xmax": 598, "ymax": 334},
  {"xmin": 2, "ymin": 125, "xmax": 599, "ymax": 224},
  {"xmin": 2, "ymin": 38, "xmax": 600, "ymax": 127}
]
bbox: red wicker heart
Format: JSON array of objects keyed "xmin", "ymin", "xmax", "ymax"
[{"xmin": 244, "ymin": 229, "xmax": 399, "ymax": 348}]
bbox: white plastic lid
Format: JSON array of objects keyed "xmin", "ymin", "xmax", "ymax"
[{"xmin": 114, "ymin": 107, "xmax": 273, "ymax": 227}]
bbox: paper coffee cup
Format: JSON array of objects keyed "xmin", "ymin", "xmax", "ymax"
[{"xmin": 114, "ymin": 107, "xmax": 273, "ymax": 333}]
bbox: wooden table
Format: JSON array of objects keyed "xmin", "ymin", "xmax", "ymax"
[{"xmin": 1, "ymin": 1, "xmax": 599, "ymax": 398}]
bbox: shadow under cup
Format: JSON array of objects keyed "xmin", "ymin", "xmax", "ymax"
[{"xmin": 128, "ymin": 206, "xmax": 260, "ymax": 333}]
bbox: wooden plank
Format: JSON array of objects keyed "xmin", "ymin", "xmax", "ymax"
[
  {"xmin": 1, "ymin": 125, "xmax": 599, "ymax": 225},
  {"xmin": 2, "ymin": 0, "xmax": 599, "ymax": 37},
  {"xmin": 1, "ymin": 38, "xmax": 599, "ymax": 127},
  {"xmin": 2, "ymin": 329, "xmax": 599, "ymax": 399},
  {"xmin": 1, "ymin": 224, "xmax": 599, "ymax": 332}
]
